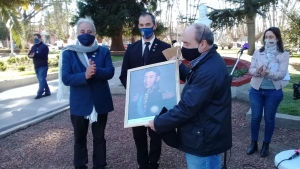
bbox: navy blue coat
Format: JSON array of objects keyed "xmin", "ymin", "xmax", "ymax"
[
  {"xmin": 28, "ymin": 42, "xmax": 49, "ymax": 68},
  {"xmin": 154, "ymin": 45, "xmax": 232, "ymax": 157},
  {"xmin": 62, "ymin": 46, "xmax": 114, "ymax": 116}
]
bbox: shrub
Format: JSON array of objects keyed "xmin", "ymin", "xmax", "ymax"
[
  {"xmin": 7, "ymin": 57, "xmax": 16, "ymax": 64},
  {"xmin": 48, "ymin": 59, "xmax": 59, "ymax": 67},
  {"xmin": 0, "ymin": 60, "xmax": 7, "ymax": 71},
  {"xmin": 56, "ymin": 55, "xmax": 59, "ymax": 59},
  {"xmin": 20, "ymin": 56, "xmax": 29, "ymax": 62},
  {"xmin": 227, "ymin": 43, "xmax": 233, "ymax": 49},
  {"xmin": 227, "ymin": 66, "xmax": 248, "ymax": 80},
  {"xmin": 18, "ymin": 65, "xmax": 26, "ymax": 71},
  {"xmin": 15, "ymin": 57, "xmax": 20, "ymax": 63}
]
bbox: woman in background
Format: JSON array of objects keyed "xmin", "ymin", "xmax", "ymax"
[{"xmin": 247, "ymin": 27, "xmax": 289, "ymax": 158}]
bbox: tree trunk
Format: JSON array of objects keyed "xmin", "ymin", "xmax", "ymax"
[
  {"xmin": 247, "ymin": 14, "xmax": 256, "ymax": 55},
  {"xmin": 110, "ymin": 30, "xmax": 124, "ymax": 51}
]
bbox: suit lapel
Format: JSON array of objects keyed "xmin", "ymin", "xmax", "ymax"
[{"xmin": 146, "ymin": 38, "xmax": 160, "ymax": 64}]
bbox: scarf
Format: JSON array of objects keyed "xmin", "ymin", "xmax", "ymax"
[
  {"xmin": 57, "ymin": 40, "xmax": 99, "ymax": 123},
  {"xmin": 264, "ymin": 45, "xmax": 278, "ymax": 62}
]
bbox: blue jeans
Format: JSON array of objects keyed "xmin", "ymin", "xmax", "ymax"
[
  {"xmin": 249, "ymin": 87, "xmax": 283, "ymax": 143},
  {"xmin": 185, "ymin": 153, "xmax": 221, "ymax": 169},
  {"xmin": 35, "ymin": 66, "xmax": 50, "ymax": 96}
]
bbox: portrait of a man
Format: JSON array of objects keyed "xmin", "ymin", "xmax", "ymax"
[{"xmin": 125, "ymin": 60, "xmax": 179, "ymax": 127}]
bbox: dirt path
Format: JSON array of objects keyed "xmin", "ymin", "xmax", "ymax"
[{"xmin": 0, "ymin": 95, "xmax": 299, "ymax": 169}]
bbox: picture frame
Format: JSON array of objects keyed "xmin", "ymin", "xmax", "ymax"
[{"xmin": 124, "ymin": 60, "xmax": 181, "ymax": 128}]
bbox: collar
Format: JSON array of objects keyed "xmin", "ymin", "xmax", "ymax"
[
  {"xmin": 142, "ymin": 35, "xmax": 156, "ymax": 46},
  {"xmin": 190, "ymin": 45, "xmax": 213, "ymax": 68}
]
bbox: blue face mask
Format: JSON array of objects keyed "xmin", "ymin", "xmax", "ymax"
[
  {"xmin": 34, "ymin": 38, "xmax": 39, "ymax": 44},
  {"xmin": 77, "ymin": 33, "xmax": 95, "ymax": 46},
  {"xmin": 140, "ymin": 27, "xmax": 154, "ymax": 39}
]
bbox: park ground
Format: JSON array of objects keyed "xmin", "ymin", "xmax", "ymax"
[{"xmin": 0, "ymin": 96, "xmax": 300, "ymax": 169}]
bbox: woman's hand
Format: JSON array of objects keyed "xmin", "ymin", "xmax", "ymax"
[
  {"xmin": 85, "ymin": 59, "xmax": 96, "ymax": 79},
  {"xmin": 261, "ymin": 69, "xmax": 269, "ymax": 77},
  {"xmin": 256, "ymin": 65, "xmax": 263, "ymax": 74}
]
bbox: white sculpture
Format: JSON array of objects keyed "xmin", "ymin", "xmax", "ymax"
[{"xmin": 194, "ymin": 4, "xmax": 212, "ymax": 28}]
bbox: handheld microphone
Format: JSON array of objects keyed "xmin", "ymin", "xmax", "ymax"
[
  {"xmin": 289, "ymin": 148, "xmax": 300, "ymax": 159},
  {"xmin": 238, "ymin": 43, "xmax": 250, "ymax": 53}
]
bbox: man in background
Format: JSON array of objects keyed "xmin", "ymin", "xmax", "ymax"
[
  {"xmin": 28, "ymin": 33, "xmax": 51, "ymax": 99},
  {"xmin": 119, "ymin": 12, "xmax": 171, "ymax": 169}
]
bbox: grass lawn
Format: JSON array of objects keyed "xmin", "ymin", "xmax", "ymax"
[
  {"xmin": 111, "ymin": 55, "xmax": 123, "ymax": 62},
  {"xmin": 278, "ymin": 73, "xmax": 300, "ymax": 116}
]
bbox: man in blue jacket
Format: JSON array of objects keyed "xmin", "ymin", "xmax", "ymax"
[
  {"xmin": 28, "ymin": 33, "xmax": 50, "ymax": 99},
  {"xmin": 149, "ymin": 23, "xmax": 232, "ymax": 169}
]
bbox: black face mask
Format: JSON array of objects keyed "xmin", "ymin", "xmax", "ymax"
[{"xmin": 181, "ymin": 47, "xmax": 201, "ymax": 61}]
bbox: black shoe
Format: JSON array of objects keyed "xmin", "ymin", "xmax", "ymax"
[
  {"xmin": 34, "ymin": 95, "xmax": 43, "ymax": 99},
  {"xmin": 260, "ymin": 141, "xmax": 269, "ymax": 157},
  {"xmin": 43, "ymin": 93, "xmax": 51, "ymax": 97},
  {"xmin": 246, "ymin": 140, "xmax": 258, "ymax": 155}
]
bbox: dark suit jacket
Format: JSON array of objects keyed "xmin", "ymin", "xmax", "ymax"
[
  {"xmin": 62, "ymin": 46, "xmax": 114, "ymax": 116},
  {"xmin": 119, "ymin": 38, "xmax": 171, "ymax": 88}
]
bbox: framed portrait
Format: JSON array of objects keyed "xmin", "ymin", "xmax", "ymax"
[{"xmin": 124, "ymin": 60, "xmax": 181, "ymax": 128}]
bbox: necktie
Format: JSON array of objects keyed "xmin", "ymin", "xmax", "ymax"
[{"xmin": 143, "ymin": 42, "xmax": 150, "ymax": 64}]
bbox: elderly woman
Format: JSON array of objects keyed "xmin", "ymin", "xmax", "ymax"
[
  {"xmin": 247, "ymin": 27, "xmax": 289, "ymax": 158},
  {"xmin": 58, "ymin": 17, "xmax": 114, "ymax": 169}
]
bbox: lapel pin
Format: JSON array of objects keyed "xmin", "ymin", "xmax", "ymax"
[{"xmin": 153, "ymin": 49, "xmax": 155, "ymax": 51}]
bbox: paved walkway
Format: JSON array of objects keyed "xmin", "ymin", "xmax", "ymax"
[{"xmin": 0, "ymin": 67, "xmax": 122, "ymax": 137}]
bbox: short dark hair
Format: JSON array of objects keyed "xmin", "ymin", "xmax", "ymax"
[
  {"xmin": 260, "ymin": 27, "xmax": 284, "ymax": 53},
  {"xmin": 144, "ymin": 68, "xmax": 160, "ymax": 76},
  {"xmin": 34, "ymin": 33, "xmax": 41, "ymax": 39},
  {"xmin": 139, "ymin": 12, "xmax": 156, "ymax": 25}
]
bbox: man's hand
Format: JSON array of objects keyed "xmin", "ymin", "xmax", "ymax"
[
  {"xmin": 147, "ymin": 120, "xmax": 155, "ymax": 131},
  {"xmin": 171, "ymin": 56, "xmax": 182, "ymax": 65},
  {"xmin": 28, "ymin": 53, "xmax": 34, "ymax": 58},
  {"xmin": 85, "ymin": 59, "xmax": 96, "ymax": 79}
]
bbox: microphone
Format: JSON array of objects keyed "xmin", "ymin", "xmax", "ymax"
[
  {"xmin": 238, "ymin": 43, "xmax": 250, "ymax": 53},
  {"xmin": 289, "ymin": 148, "xmax": 300, "ymax": 159}
]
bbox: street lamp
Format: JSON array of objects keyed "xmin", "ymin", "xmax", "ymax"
[{"xmin": 6, "ymin": 19, "xmax": 15, "ymax": 57}]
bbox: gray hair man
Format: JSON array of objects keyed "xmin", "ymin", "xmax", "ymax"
[
  {"xmin": 58, "ymin": 16, "xmax": 114, "ymax": 169},
  {"xmin": 149, "ymin": 23, "xmax": 232, "ymax": 169}
]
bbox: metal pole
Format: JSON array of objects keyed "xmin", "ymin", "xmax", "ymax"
[
  {"xmin": 230, "ymin": 50, "xmax": 243, "ymax": 76},
  {"xmin": 9, "ymin": 27, "xmax": 15, "ymax": 57}
]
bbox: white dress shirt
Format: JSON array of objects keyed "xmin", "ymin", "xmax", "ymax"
[{"xmin": 142, "ymin": 36, "xmax": 156, "ymax": 56}]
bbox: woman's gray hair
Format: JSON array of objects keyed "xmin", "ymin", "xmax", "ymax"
[
  {"xmin": 192, "ymin": 23, "xmax": 214, "ymax": 45},
  {"xmin": 76, "ymin": 16, "xmax": 96, "ymax": 34}
]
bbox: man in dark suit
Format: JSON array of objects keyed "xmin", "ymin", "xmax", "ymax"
[{"xmin": 119, "ymin": 12, "xmax": 171, "ymax": 169}]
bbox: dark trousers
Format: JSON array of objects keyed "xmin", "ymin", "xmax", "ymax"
[
  {"xmin": 132, "ymin": 126, "xmax": 162, "ymax": 169},
  {"xmin": 71, "ymin": 113, "xmax": 108, "ymax": 169}
]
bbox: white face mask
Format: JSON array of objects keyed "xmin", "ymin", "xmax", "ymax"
[{"xmin": 264, "ymin": 39, "xmax": 277, "ymax": 48}]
